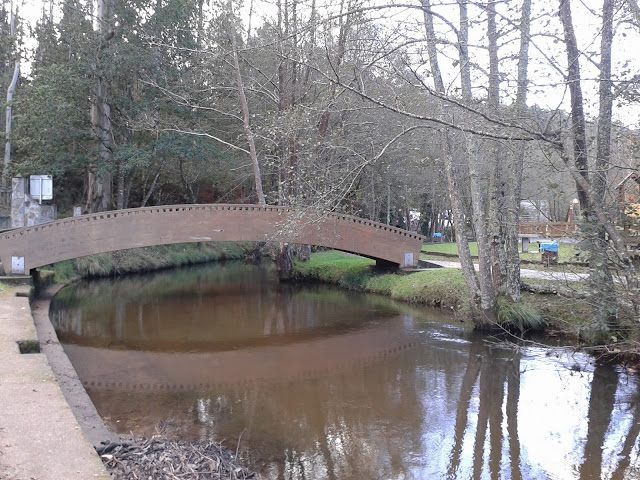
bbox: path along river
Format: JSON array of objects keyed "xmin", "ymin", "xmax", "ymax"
[{"xmin": 49, "ymin": 261, "xmax": 640, "ymax": 480}]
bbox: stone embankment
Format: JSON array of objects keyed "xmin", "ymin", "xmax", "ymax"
[{"xmin": 0, "ymin": 283, "xmax": 110, "ymax": 480}]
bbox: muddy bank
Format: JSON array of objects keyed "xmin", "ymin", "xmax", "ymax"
[{"xmin": 32, "ymin": 283, "xmax": 257, "ymax": 479}]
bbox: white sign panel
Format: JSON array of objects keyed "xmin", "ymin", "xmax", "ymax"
[
  {"xmin": 11, "ymin": 256, "xmax": 25, "ymax": 275},
  {"xmin": 30, "ymin": 175, "xmax": 53, "ymax": 201}
]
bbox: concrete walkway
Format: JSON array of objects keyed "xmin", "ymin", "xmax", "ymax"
[
  {"xmin": 422, "ymin": 260, "xmax": 589, "ymax": 283},
  {"xmin": 0, "ymin": 285, "xmax": 110, "ymax": 480}
]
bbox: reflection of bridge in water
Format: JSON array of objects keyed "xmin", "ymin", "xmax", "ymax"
[
  {"xmin": 0, "ymin": 204, "xmax": 425, "ymax": 273},
  {"xmin": 63, "ymin": 318, "xmax": 425, "ymax": 391}
]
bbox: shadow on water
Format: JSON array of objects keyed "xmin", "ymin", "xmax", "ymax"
[{"xmin": 50, "ymin": 261, "xmax": 640, "ymax": 480}]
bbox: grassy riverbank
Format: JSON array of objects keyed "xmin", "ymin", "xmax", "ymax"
[
  {"xmin": 292, "ymin": 250, "xmax": 596, "ymax": 336},
  {"xmin": 50, "ymin": 242, "xmax": 256, "ymax": 283},
  {"xmin": 292, "ymin": 250, "xmax": 468, "ymax": 309}
]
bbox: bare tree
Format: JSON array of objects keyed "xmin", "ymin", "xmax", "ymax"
[
  {"xmin": 503, "ymin": 0, "xmax": 532, "ymax": 302},
  {"xmin": 421, "ymin": 0, "xmax": 480, "ymax": 316},
  {"xmin": 558, "ymin": 0, "xmax": 639, "ymax": 335},
  {"xmin": 227, "ymin": 0, "xmax": 265, "ymax": 206},
  {"xmin": 3, "ymin": 2, "xmax": 19, "ymax": 186}
]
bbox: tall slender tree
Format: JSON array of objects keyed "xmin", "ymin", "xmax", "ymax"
[
  {"xmin": 3, "ymin": 1, "xmax": 18, "ymax": 186},
  {"xmin": 558, "ymin": 0, "xmax": 639, "ymax": 336},
  {"xmin": 86, "ymin": 0, "xmax": 114, "ymax": 212}
]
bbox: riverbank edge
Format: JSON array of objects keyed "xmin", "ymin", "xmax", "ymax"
[
  {"xmin": 50, "ymin": 241, "xmax": 258, "ymax": 282},
  {"xmin": 31, "ymin": 284, "xmax": 121, "ymax": 449}
]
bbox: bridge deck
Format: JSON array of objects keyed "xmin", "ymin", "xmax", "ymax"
[{"xmin": 0, "ymin": 204, "xmax": 425, "ymax": 274}]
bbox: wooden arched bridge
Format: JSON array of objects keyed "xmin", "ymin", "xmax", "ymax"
[{"xmin": 0, "ymin": 204, "xmax": 425, "ymax": 274}]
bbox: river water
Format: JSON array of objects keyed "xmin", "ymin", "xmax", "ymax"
[{"xmin": 50, "ymin": 261, "xmax": 640, "ymax": 480}]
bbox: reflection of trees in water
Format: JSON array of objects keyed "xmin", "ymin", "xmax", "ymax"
[
  {"xmin": 507, "ymin": 354, "xmax": 522, "ymax": 480},
  {"xmin": 580, "ymin": 364, "xmax": 619, "ymax": 480},
  {"xmin": 446, "ymin": 341, "xmax": 521, "ymax": 480},
  {"xmin": 86, "ymin": 340, "xmax": 640, "ymax": 480},
  {"xmin": 581, "ymin": 364, "xmax": 640, "ymax": 480},
  {"xmin": 445, "ymin": 349, "xmax": 640, "ymax": 480},
  {"xmin": 230, "ymin": 352, "xmax": 431, "ymax": 480},
  {"xmin": 610, "ymin": 396, "xmax": 640, "ymax": 480}
]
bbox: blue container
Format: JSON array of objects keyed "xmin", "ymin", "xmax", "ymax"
[{"xmin": 540, "ymin": 242, "xmax": 559, "ymax": 253}]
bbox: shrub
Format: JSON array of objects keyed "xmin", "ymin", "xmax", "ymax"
[{"xmin": 497, "ymin": 298, "xmax": 546, "ymax": 332}]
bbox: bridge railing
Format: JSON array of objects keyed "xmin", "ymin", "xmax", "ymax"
[{"xmin": 0, "ymin": 204, "xmax": 426, "ymax": 243}]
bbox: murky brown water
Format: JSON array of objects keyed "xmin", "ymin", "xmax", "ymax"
[{"xmin": 50, "ymin": 261, "xmax": 640, "ymax": 480}]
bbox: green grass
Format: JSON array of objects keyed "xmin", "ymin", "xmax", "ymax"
[
  {"xmin": 293, "ymin": 251, "xmax": 600, "ymax": 338},
  {"xmin": 497, "ymin": 298, "xmax": 546, "ymax": 332},
  {"xmin": 367, "ymin": 268, "xmax": 467, "ymax": 308},
  {"xmin": 423, "ymin": 242, "xmax": 475, "ymax": 256},
  {"xmin": 291, "ymin": 251, "xmax": 375, "ymax": 289},
  {"xmin": 422, "ymin": 241, "xmax": 579, "ymax": 264},
  {"xmin": 293, "ymin": 251, "xmax": 467, "ymax": 308}
]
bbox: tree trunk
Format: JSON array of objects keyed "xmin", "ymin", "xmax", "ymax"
[
  {"xmin": 504, "ymin": 0, "xmax": 532, "ymax": 301},
  {"xmin": 559, "ymin": 0, "xmax": 630, "ymax": 333},
  {"xmin": 86, "ymin": 0, "xmax": 113, "ymax": 213},
  {"xmin": 458, "ymin": 0, "xmax": 496, "ymax": 322},
  {"xmin": 141, "ymin": 166, "xmax": 163, "ymax": 207},
  {"xmin": 559, "ymin": 0, "xmax": 588, "ymax": 208},
  {"xmin": 486, "ymin": 0, "xmax": 506, "ymax": 294},
  {"xmin": 228, "ymin": 0, "xmax": 265, "ymax": 206},
  {"xmin": 116, "ymin": 168, "xmax": 125, "ymax": 210},
  {"xmin": 421, "ymin": 0, "xmax": 480, "ymax": 315},
  {"xmin": 589, "ymin": 0, "xmax": 618, "ymax": 327},
  {"xmin": 457, "ymin": 0, "xmax": 472, "ymax": 99},
  {"xmin": 3, "ymin": 8, "xmax": 19, "ymax": 187},
  {"xmin": 3, "ymin": 62, "xmax": 18, "ymax": 186}
]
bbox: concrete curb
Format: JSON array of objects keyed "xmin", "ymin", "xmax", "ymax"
[{"xmin": 0, "ymin": 285, "xmax": 111, "ymax": 480}]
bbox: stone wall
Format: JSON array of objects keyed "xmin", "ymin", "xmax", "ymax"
[{"xmin": 11, "ymin": 177, "xmax": 57, "ymax": 229}]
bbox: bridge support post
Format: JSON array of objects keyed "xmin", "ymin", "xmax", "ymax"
[{"xmin": 375, "ymin": 259, "xmax": 399, "ymax": 272}]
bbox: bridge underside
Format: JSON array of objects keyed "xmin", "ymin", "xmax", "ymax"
[{"xmin": 0, "ymin": 204, "xmax": 425, "ymax": 274}]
